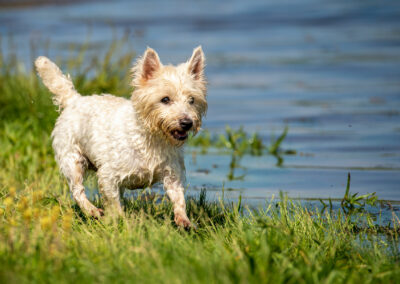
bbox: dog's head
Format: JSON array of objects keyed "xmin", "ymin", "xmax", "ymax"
[{"xmin": 131, "ymin": 47, "xmax": 207, "ymax": 146}]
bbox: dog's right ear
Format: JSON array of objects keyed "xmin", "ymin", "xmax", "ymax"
[
  {"xmin": 141, "ymin": 48, "xmax": 161, "ymax": 81},
  {"xmin": 132, "ymin": 47, "xmax": 162, "ymax": 87}
]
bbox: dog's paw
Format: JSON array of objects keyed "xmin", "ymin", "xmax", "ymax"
[
  {"xmin": 90, "ymin": 208, "xmax": 104, "ymax": 219},
  {"xmin": 174, "ymin": 214, "xmax": 192, "ymax": 229}
]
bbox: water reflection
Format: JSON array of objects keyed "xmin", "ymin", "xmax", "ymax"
[{"xmin": 227, "ymin": 154, "xmax": 246, "ymax": 181}]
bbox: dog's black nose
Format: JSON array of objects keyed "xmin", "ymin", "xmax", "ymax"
[{"xmin": 179, "ymin": 118, "xmax": 193, "ymax": 131}]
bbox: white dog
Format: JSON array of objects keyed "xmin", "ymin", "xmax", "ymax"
[{"xmin": 35, "ymin": 47, "xmax": 207, "ymax": 227}]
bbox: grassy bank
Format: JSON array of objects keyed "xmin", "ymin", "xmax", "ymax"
[
  {"xmin": 1, "ymin": 42, "xmax": 400, "ymax": 283},
  {"xmin": 1, "ymin": 188, "xmax": 400, "ymax": 283}
]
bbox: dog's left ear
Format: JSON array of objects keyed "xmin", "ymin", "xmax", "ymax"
[{"xmin": 187, "ymin": 46, "xmax": 205, "ymax": 80}]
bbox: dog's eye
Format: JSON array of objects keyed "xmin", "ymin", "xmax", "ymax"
[
  {"xmin": 161, "ymin": 97, "xmax": 170, "ymax": 104},
  {"xmin": 188, "ymin": 97, "xmax": 194, "ymax": 104}
]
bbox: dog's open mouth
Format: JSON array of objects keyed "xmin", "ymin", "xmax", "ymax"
[{"xmin": 171, "ymin": 129, "xmax": 188, "ymax": 141}]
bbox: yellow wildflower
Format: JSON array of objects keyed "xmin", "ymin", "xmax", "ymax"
[
  {"xmin": 3, "ymin": 197, "xmax": 14, "ymax": 208},
  {"xmin": 62, "ymin": 211, "xmax": 73, "ymax": 232},
  {"xmin": 9, "ymin": 186, "xmax": 17, "ymax": 197},
  {"xmin": 40, "ymin": 216, "xmax": 51, "ymax": 230},
  {"xmin": 33, "ymin": 208, "xmax": 40, "ymax": 218},
  {"xmin": 23, "ymin": 208, "xmax": 33, "ymax": 222},
  {"xmin": 9, "ymin": 217, "xmax": 17, "ymax": 227},
  {"xmin": 50, "ymin": 205, "xmax": 60, "ymax": 223},
  {"xmin": 17, "ymin": 196, "xmax": 28, "ymax": 211}
]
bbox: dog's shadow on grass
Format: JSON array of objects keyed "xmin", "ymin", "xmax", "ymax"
[{"xmin": 71, "ymin": 189, "xmax": 231, "ymax": 230}]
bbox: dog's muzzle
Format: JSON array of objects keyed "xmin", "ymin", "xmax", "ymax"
[{"xmin": 171, "ymin": 118, "xmax": 193, "ymax": 141}]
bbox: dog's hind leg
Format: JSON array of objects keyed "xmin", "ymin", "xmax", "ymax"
[{"xmin": 59, "ymin": 151, "xmax": 103, "ymax": 218}]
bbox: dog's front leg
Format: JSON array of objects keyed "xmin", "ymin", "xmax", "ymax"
[
  {"xmin": 164, "ymin": 175, "xmax": 191, "ymax": 228},
  {"xmin": 97, "ymin": 172, "xmax": 123, "ymax": 217}
]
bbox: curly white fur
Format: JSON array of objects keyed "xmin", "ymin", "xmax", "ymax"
[{"xmin": 35, "ymin": 47, "xmax": 207, "ymax": 227}]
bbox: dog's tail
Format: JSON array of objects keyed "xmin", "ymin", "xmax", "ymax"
[{"xmin": 35, "ymin": 56, "xmax": 80, "ymax": 110}]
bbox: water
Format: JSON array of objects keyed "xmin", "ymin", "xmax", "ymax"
[{"xmin": 1, "ymin": 0, "xmax": 400, "ymax": 206}]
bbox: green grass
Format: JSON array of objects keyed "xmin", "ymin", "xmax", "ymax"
[{"xmin": 0, "ymin": 41, "xmax": 400, "ymax": 283}]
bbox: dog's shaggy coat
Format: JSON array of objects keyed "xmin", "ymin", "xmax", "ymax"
[{"xmin": 35, "ymin": 47, "xmax": 207, "ymax": 227}]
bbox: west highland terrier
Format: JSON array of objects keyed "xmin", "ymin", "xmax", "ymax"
[{"xmin": 35, "ymin": 47, "xmax": 207, "ymax": 228}]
